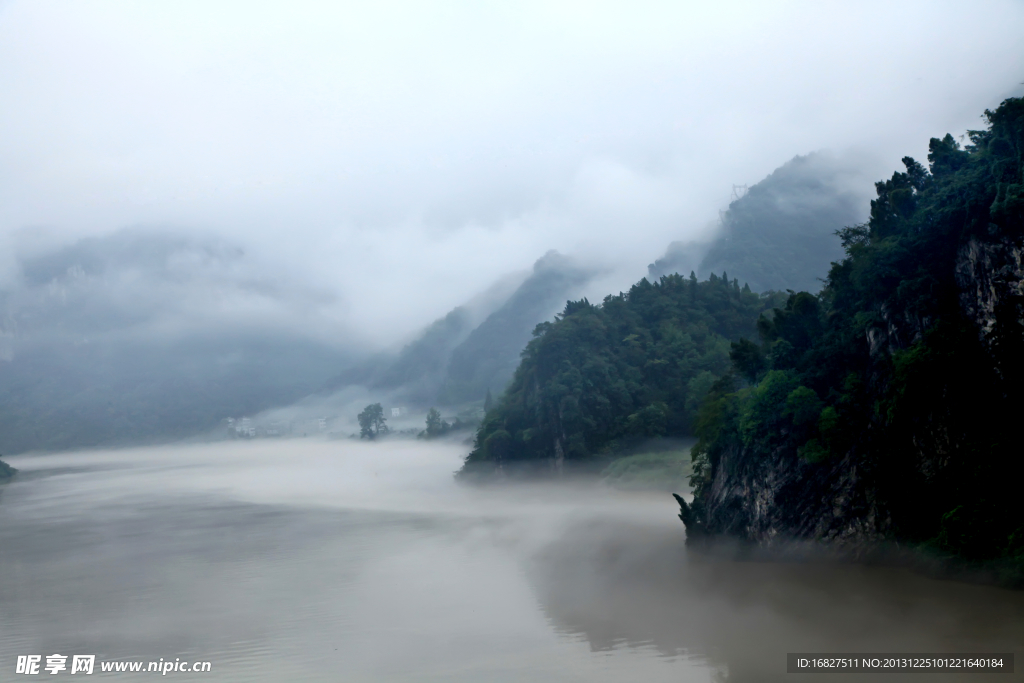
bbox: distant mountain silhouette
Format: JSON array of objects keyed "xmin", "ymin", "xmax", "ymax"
[
  {"xmin": 438, "ymin": 251, "xmax": 595, "ymax": 405},
  {"xmin": 0, "ymin": 229, "xmax": 352, "ymax": 454},
  {"xmin": 324, "ymin": 251, "xmax": 595, "ymax": 407},
  {"xmin": 650, "ymin": 152, "xmax": 870, "ymax": 293}
]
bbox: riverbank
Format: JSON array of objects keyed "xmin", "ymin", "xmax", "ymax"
[{"xmin": 675, "ymin": 493, "xmax": 1024, "ymax": 590}]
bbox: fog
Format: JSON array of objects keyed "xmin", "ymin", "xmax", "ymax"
[
  {"xmin": 3, "ymin": 1, "xmax": 1024, "ymax": 347},
  {"xmin": 4, "ymin": 6, "xmax": 1024, "ymax": 677},
  {"xmin": 3, "ymin": 440, "xmax": 1022, "ymax": 681}
]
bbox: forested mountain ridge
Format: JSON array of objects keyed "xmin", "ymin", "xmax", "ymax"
[
  {"xmin": 681, "ymin": 97, "xmax": 1024, "ymax": 576},
  {"xmin": 458, "ymin": 273, "xmax": 786, "ymax": 478},
  {"xmin": 326, "ymin": 152, "xmax": 869, "ymax": 418}
]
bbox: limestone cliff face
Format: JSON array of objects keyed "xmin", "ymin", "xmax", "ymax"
[
  {"xmin": 692, "ymin": 447, "xmax": 888, "ymax": 549},
  {"xmin": 956, "ymin": 235, "xmax": 1024, "ymax": 345}
]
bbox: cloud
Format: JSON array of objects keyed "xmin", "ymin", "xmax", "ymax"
[
  {"xmin": 1, "ymin": 0, "xmax": 1023, "ymax": 344},
  {"xmin": 1, "ymin": 228, "xmax": 349, "ymax": 348}
]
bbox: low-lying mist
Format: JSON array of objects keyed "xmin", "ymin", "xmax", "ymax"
[{"xmin": 3, "ymin": 440, "xmax": 1022, "ymax": 682}]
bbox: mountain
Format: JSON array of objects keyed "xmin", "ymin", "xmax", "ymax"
[
  {"xmin": 437, "ymin": 251, "xmax": 595, "ymax": 405},
  {"xmin": 0, "ymin": 229, "xmax": 353, "ymax": 454},
  {"xmin": 322, "ymin": 305, "xmax": 476, "ymax": 402},
  {"xmin": 680, "ymin": 97, "xmax": 1024, "ymax": 579},
  {"xmin": 649, "ymin": 151, "xmax": 871, "ymax": 292},
  {"xmin": 324, "ymin": 250, "xmax": 595, "ymax": 408},
  {"xmin": 458, "ymin": 273, "xmax": 786, "ymax": 479}
]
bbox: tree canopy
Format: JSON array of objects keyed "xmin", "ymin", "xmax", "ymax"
[{"xmin": 459, "ymin": 272, "xmax": 785, "ymax": 477}]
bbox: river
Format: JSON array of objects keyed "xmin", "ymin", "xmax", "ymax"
[{"xmin": 1, "ymin": 439, "xmax": 1021, "ymax": 682}]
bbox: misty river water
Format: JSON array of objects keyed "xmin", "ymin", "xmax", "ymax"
[{"xmin": 1, "ymin": 440, "xmax": 1022, "ymax": 682}]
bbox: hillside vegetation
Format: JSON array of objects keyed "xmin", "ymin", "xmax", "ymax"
[
  {"xmin": 459, "ymin": 273, "xmax": 785, "ymax": 478},
  {"xmin": 684, "ymin": 97, "xmax": 1024, "ymax": 574}
]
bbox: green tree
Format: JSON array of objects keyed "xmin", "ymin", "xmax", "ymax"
[
  {"xmin": 729, "ymin": 338, "xmax": 765, "ymax": 383},
  {"xmin": 423, "ymin": 407, "xmax": 450, "ymax": 438},
  {"xmin": 357, "ymin": 403, "xmax": 388, "ymax": 439}
]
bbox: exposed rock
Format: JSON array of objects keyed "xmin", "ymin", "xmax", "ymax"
[
  {"xmin": 678, "ymin": 440, "xmax": 889, "ymax": 557},
  {"xmin": 955, "ymin": 235, "xmax": 1024, "ymax": 344}
]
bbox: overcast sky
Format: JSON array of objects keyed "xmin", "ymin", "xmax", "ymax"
[{"xmin": 2, "ymin": 1, "xmax": 1023, "ymax": 347}]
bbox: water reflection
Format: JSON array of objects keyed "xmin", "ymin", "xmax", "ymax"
[
  {"xmin": 528, "ymin": 518, "xmax": 1024, "ymax": 682},
  {"xmin": 1, "ymin": 441, "xmax": 1021, "ymax": 682}
]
